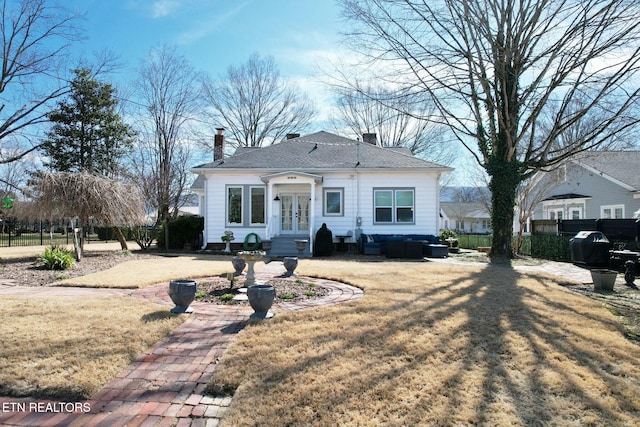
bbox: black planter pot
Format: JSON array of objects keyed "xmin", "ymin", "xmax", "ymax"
[{"xmin": 168, "ymin": 279, "xmax": 197, "ymax": 313}]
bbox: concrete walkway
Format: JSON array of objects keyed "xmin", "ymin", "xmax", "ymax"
[{"xmin": 0, "ymin": 261, "xmax": 363, "ymax": 427}]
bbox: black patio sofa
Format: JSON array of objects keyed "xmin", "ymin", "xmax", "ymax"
[{"xmin": 358, "ymin": 233, "xmax": 448, "ymax": 258}]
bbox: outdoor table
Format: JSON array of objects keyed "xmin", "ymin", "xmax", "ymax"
[{"xmin": 335, "ymin": 235, "xmax": 351, "ymax": 252}]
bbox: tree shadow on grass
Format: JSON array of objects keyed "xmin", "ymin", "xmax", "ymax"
[{"xmin": 213, "ymin": 263, "xmax": 640, "ymax": 426}]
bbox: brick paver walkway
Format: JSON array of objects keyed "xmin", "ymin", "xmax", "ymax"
[{"xmin": 0, "ymin": 261, "xmax": 363, "ymax": 427}]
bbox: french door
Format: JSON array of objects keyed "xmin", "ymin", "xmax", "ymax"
[{"xmin": 280, "ymin": 193, "xmax": 310, "ymax": 234}]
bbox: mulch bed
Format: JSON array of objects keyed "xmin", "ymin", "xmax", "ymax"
[
  {"xmin": 561, "ymin": 281, "xmax": 640, "ymax": 343},
  {"xmin": 0, "ymin": 251, "xmax": 154, "ymax": 287},
  {"xmin": 195, "ymin": 274, "xmax": 331, "ymax": 305}
]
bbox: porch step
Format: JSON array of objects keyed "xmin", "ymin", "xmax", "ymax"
[{"xmin": 266, "ymin": 235, "xmax": 311, "ymax": 258}]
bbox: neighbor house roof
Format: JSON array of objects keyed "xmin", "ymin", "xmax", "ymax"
[
  {"xmin": 191, "ymin": 131, "xmax": 451, "ymax": 171},
  {"xmin": 542, "ymin": 193, "xmax": 591, "ymax": 201},
  {"xmin": 440, "ymin": 202, "xmax": 490, "ymax": 219},
  {"xmin": 576, "ymin": 151, "xmax": 640, "ymax": 191}
]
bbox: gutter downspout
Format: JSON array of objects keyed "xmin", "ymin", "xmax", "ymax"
[{"xmin": 201, "ymin": 176, "xmax": 208, "ymax": 250}]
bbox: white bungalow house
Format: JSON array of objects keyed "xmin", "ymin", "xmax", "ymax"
[{"xmin": 190, "ymin": 131, "xmax": 452, "ymax": 256}]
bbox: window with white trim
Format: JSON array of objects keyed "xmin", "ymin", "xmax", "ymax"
[
  {"xmin": 601, "ymin": 205, "xmax": 624, "ymax": 219},
  {"xmin": 227, "ymin": 186, "xmax": 243, "ymax": 225},
  {"xmin": 250, "ymin": 187, "xmax": 265, "ymax": 225},
  {"xmin": 374, "ymin": 189, "xmax": 415, "ymax": 224},
  {"xmin": 323, "ymin": 188, "xmax": 343, "ymax": 216}
]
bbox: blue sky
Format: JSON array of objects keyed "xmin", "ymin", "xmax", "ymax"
[
  {"xmin": 66, "ymin": 0, "xmax": 343, "ymax": 120},
  {"xmin": 61, "ymin": 0, "xmax": 473, "ymax": 182}
]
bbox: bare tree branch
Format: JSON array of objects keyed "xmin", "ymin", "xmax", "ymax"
[
  {"xmin": 201, "ymin": 52, "xmax": 316, "ymax": 148},
  {"xmin": 339, "ymin": 0, "xmax": 640, "ymax": 258},
  {"xmin": 0, "ymin": 0, "xmax": 81, "ymax": 159},
  {"xmin": 133, "ymin": 45, "xmax": 200, "ymax": 226}
]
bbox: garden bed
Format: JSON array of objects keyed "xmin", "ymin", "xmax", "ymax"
[
  {"xmin": 0, "ymin": 250, "xmax": 154, "ymax": 287},
  {"xmin": 195, "ymin": 275, "xmax": 331, "ymax": 304}
]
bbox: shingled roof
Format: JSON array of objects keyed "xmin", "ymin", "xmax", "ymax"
[
  {"xmin": 576, "ymin": 151, "xmax": 640, "ymax": 191},
  {"xmin": 192, "ymin": 131, "xmax": 450, "ymax": 171}
]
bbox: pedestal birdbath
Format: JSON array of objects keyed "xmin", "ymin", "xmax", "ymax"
[{"xmin": 238, "ymin": 251, "xmax": 265, "ymax": 287}]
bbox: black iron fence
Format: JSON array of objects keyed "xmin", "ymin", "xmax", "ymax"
[
  {"xmin": 0, "ymin": 219, "xmax": 95, "ymax": 247},
  {"xmin": 0, "ymin": 228, "xmax": 71, "ymax": 247}
]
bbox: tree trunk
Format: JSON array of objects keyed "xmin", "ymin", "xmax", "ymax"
[
  {"xmin": 111, "ymin": 225, "xmax": 129, "ymax": 251},
  {"xmin": 487, "ymin": 158, "xmax": 520, "ymax": 260}
]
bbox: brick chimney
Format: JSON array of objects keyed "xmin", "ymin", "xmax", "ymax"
[
  {"xmin": 286, "ymin": 133, "xmax": 300, "ymax": 140},
  {"xmin": 214, "ymin": 128, "xmax": 225, "ymax": 161},
  {"xmin": 362, "ymin": 133, "xmax": 377, "ymax": 145}
]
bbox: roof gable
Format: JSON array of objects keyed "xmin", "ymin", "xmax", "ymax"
[{"xmin": 574, "ymin": 151, "xmax": 640, "ymax": 191}]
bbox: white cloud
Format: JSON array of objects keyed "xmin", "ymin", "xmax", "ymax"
[
  {"xmin": 152, "ymin": 0, "xmax": 181, "ymax": 18},
  {"xmin": 176, "ymin": 2, "xmax": 251, "ymax": 45}
]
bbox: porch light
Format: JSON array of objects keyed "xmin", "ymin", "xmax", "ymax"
[{"xmin": 274, "ymin": 194, "xmax": 280, "ymax": 201}]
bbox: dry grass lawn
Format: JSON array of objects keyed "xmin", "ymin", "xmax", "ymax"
[
  {"xmin": 57, "ymin": 254, "xmax": 240, "ymax": 288},
  {"xmin": 0, "ymin": 242, "xmax": 124, "ymax": 259},
  {"xmin": 210, "ymin": 260, "xmax": 640, "ymax": 427},
  {"xmin": 0, "ymin": 296, "xmax": 185, "ymax": 400}
]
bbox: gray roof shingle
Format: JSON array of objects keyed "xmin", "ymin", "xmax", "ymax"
[
  {"xmin": 577, "ymin": 151, "xmax": 640, "ymax": 190},
  {"xmin": 192, "ymin": 131, "xmax": 450, "ymax": 171}
]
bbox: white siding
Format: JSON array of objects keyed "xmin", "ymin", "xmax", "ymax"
[{"xmin": 199, "ymin": 169, "xmax": 442, "ymax": 245}]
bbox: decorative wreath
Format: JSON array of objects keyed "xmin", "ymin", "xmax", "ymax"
[{"xmin": 243, "ymin": 232, "xmax": 262, "ymax": 250}]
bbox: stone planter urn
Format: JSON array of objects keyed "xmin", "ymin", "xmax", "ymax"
[
  {"xmin": 295, "ymin": 239, "xmax": 308, "ymax": 256},
  {"xmin": 247, "ymin": 284, "xmax": 276, "ymax": 319},
  {"xmin": 168, "ymin": 279, "xmax": 197, "ymax": 313},
  {"xmin": 283, "ymin": 256, "xmax": 298, "ymax": 277},
  {"xmin": 591, "ymin": 269, "xmax": 617, "ymax": 291},
  {"xmin": 238, "ymin": 250, "xmax": 265, "ymax": 287},
  {"xmin": 231, "ymin": 256, "xmax": 246, "ymax": 276}
]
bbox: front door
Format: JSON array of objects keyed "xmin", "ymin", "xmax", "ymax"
[{"xmin": 280, "ymin": 193, "xmax": 310, "ymax": 234}]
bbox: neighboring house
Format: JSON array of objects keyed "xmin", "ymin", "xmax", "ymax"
[
  {"xmin": 530, "ymin": 151, "xmax": 640, "ymax": 221},
  {"xmin": 440, "ymin": 202, "xmax": 491, "ymax": 234},
  {"xmin": 190, "ymin": 131, "xmax": 452, "ymax": 256}
]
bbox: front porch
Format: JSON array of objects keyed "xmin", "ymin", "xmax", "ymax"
[{"xmin": 262, "ymin": 171, "xmax": 324, "ymax": 256}]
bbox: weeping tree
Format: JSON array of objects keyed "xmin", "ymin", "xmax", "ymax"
[
  {"xmin": 31, "ymin": 172, "xmax": 146, "ymax": 259},
  {"xmin": 339, "ymin": 0, "xmax": 640, "ymax": 260}
]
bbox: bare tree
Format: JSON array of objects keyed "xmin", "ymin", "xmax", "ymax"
[
  {"xmin": 514, "ymin": 170, "xmax": 561, "ymax": 254},
  {"xmin": 0, "ymin": 141, "xmax": 33, "ymax": 193},
  {"xmin": 339, "ymin": 0, "xmax": 640, "ymax": 259},
  {"xmin": 133, "ymin": 45, "xmax": 201, "ymax": 229},
  {"xmin": 30, "ymin": 172, "xmax": 146, "ymax": 259},
  {"xmin": 201, "ymin": 52, "xmax": 316, "ymax": 148},
  {"xmin": 330, "ymin": 86, "xmax": 454, "ymax": 164},
  {"xmin": 0, "ymin": 0, "xmax": 80, "ymax": 162}
]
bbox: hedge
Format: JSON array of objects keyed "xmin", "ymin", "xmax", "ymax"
[{"xmin": 157, "ymin": 216, "xmax": 204, "ymax": 250}]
